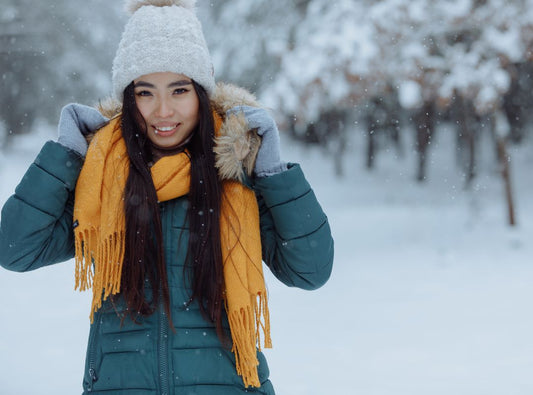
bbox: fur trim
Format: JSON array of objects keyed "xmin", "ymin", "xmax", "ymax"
[
  {"xmin": 93, "ymin": 82, "xmax": 262, "ymax": 182},
  {"xmin": 97, "ymin": 97, "xmax": 122, "ymax": 119},
  {"xmin": 211, "ymin": 82, "xmax": 260, "ymax": 115},
  {"xmin": 125, "ymin": 0, "xmax": 196, "ymax": 15},
  {"xmin": 211, "ymin": 83, "xmax": 262, "ymax": 182},
  {"xmin": 213, "ymin": 112, "xmax": 260, "ymax": 182}
]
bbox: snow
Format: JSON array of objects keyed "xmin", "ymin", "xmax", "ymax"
[
  {"xmin": 1, "ymin": 125, "xmax": 532, "ymax": 395},
  {"xmin": 259, "ymin": 0, "xmax": 533, "ymax": 123},
  {"xmin": 398, "ymin": 80, "xmax": 423, "ymax": 109}
]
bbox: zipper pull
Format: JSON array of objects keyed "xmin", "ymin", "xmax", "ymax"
[{"xmin": 89, "ymin": 367, "xmax": 98, "ymax": 382}]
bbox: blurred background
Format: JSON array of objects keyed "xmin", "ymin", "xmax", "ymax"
[
  {"xmin": 2, "ymin": 1, "xmax": 533, "ymax": 195},
  {"xmin": 1, "ymin": 1, "xmax": 532, "ymax": 394}
]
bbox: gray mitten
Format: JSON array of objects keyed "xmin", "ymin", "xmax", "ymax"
[
  {"xmin": 57, "ymin": 103, "xmax": 108, "ymax": 157},
  {"xmin": 227, "ymin": 106, "xmax": 287, "ymax": 177}
]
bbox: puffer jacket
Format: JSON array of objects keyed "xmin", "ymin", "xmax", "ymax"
[{"xmin": 0, "ymin": 86, "xmax": 334, "ymax": 395}]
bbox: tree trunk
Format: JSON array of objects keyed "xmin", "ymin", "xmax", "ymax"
[
  {"xmin": 414, "ymin": 102, "xmax": 434, "ymax": 182},
  {"xmin": 453, "ymin": 95, "xmax": 477, "ymax": 187},
  {"xmin": 366, "ymin": 130, "xmax": 376, "ymax": 169},
  {"xmin": 496, "ymin": 138, "xmax": 516, "ymax": 226}
]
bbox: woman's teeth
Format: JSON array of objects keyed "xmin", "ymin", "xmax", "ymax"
[{"xmin": 154, "ymin": 125, "xmax": 177, "ymax": 134}]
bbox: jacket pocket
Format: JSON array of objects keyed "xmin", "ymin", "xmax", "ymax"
[{"xmin": 89, "ymin": 313, "xmax": 158, "ymax": 392}]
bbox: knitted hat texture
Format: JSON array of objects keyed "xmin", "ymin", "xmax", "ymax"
[{"xmin": 112, "ymin": 0, "xmax": 215, "ymax": 99}]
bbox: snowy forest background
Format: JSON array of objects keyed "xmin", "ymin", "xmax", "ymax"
[
  {"xmin": 3, "ymin": 0, "xmax": 533, "ymax": 191},
  {"xmin": 1, "ymin": 1, "xmax": 533, "ymax": 394}
]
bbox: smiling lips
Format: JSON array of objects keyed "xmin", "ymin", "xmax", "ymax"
[{"xmin": 153, "ymin": 124, "xmax": 179, "ymax": 136}]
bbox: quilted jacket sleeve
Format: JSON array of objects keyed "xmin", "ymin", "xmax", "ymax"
[
  {"xmin": 0, "ymin": 141, "xmax": 83, "ymax": 272},
  {"xmin": 254, "ymin": 163, "xmax": 334, "ymax": 290}
]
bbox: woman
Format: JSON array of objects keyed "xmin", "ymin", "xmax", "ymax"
[{"xmin": 0, "ymin": 1, "xmax": 334, "ymax": 393}]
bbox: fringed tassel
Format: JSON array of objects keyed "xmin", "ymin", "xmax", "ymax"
[
  {"xmin": 228, "ymin": 306, "xmax": 261, "ymax": 388},
  {"xmin": 74, "ymin": 230, "xmax": 125, "ymax": 323},
  {"xmin": 256, "ymin": 292, "xmax": 272, "ymax": 349},
  {"xmin": 227, "ymin": 292, "xmax": 272, "ymax": 388},
  {"xmin": 74, "ymin": 229, "xmax": 94, "ymax": 292}
]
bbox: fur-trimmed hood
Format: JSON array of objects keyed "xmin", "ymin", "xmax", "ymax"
[{"xmin": 94, "ymin": 82, "xmax": 262, "ymax": 182}]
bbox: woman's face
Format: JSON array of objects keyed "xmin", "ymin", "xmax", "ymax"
[{"xmin": 133, "ymin": 72, "xmax": 200, "ymax": 150}]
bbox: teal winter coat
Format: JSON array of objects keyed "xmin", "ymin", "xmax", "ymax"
[{"xmin": 0, "ymin": 99, "xmax": 333, "ymax": 395}]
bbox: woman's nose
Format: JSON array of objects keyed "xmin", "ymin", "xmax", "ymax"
[{"xmin": 156, "ymin": 98, "xmax": 174, "ymax": 118}]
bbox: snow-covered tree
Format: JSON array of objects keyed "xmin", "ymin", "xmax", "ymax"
[
  {"xmin": 200, "ymin": 0, "xmax": 301, "ymax": 92},
  {"xmin": 0, "ymin": 0, "xmax": 124, "ymax": 145},
  {"xmin": 253, "ymin": 0, "xmax": 533, "ymax": 182}
]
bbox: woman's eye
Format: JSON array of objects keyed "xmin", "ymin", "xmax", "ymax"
[
  {"xmin": 135, "ymin": 90, "xmax": 152, "ymax": 97},
  {"xmin": 174, "ymin": 88, "xmax": 188, "ymax": 95}
]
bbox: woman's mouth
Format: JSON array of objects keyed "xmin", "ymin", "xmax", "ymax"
[{"xmin": 153, "ymin": 124, "xmax": 179, "ymax": 136}]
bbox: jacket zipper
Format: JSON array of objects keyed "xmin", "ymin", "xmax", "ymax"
[
  {"xmin": 87, "ymin": 311, "xmax": 101, "ymax": 391},
  {"xmin": 159, "ymin": 201, "xmax": 170, "ymax": 395},
  {"xmin": 159, "ymin": 300, "xmax": 170, "ymax": 395}
]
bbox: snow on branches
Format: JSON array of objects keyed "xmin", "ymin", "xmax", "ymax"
[{"xmin": 260, "ymin": 0, "xmax": 533, "ymax": 119}]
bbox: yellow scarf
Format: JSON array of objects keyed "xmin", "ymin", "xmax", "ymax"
[{"xmin": 73, "ymin": 115, "xmax": 271, "ymax": 388}]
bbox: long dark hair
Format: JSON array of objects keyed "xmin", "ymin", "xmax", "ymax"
[{"xmin": 120, "ymin": 80, "xmax": 225, "ymax": 340}]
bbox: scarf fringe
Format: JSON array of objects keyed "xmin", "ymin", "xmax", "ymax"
[
  {"xmin": 75, "ymin": 229, "xmax": 125, "ymax": 323},
  {"xmin": 227, "ymin": 292, "xmax": 272, "ymax": 388}
]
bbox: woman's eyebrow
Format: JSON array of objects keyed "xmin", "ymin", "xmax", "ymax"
[
  {"xmin": 133, "ymin": 80, "xmax": 192, "ymax": 88},
  {"xmin": 133, "ymin": 81, "xmax": 155, "ymax": 88},
  {"xmin": 168, "ymin": 80, "xmax": 192, "ymax": 88}
]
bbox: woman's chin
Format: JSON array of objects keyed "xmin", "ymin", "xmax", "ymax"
[{"xmin": 149, "ymin": 133, "xmax": 194, "ymax": 159}]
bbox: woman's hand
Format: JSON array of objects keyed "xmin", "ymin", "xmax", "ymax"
[
  {"xmin": 57, "ymin": 103, "xmax": 108, "ymax": 157},
  {"xmin": 227, "ymin": 106, "xmax": 287, "ymax": 177}
]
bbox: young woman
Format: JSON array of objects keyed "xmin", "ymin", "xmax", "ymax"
[{"xmin": 0, "ymin": 1, "xmax": 334, "ymax": 394}]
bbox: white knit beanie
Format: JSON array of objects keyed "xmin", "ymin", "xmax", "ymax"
[{"xmin": 112, "ymin": 0, "xmax": 215, "ymax": 100}]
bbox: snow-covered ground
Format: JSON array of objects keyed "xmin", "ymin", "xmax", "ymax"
[{"xmin": 0, "ymin": 125, "xmax": 532, "ymax": 395}]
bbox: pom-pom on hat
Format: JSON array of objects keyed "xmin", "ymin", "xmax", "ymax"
[{"xmin": 112, "ymin": 0, "xmax": 215, "ymax": 100}]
